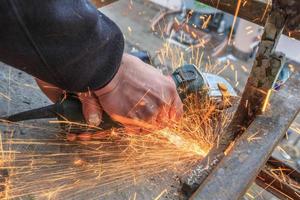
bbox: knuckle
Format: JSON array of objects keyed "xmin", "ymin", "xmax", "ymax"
[{"xmin": 167, "ymin": 81, "xmax": 177, "ymax": 96}]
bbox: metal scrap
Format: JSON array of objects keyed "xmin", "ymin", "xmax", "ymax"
[{"xmin": 180, "ymin": 1, "xmax": 289, "ymax": 198}]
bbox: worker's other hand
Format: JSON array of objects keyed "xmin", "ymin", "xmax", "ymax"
[{"xmin": 36, "ymin": 53, "xmax": 183, "ymax": 140}]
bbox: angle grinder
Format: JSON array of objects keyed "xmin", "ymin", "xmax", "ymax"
[{"xmin": 2, "ymin": 64, "xmax": 237, "ymax": 134}]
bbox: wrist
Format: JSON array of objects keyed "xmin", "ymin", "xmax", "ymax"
[{"xmin": 94, "ymin": 54, "xmax": 128, "ymax": 96}]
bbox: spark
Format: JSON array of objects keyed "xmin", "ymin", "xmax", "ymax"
[
  {"xmin": 261, "ymin": 0, "xmax": 271, "ymax": 22},
  {"xmin": 126, "ymin": 89, "xmax": 151, "ymax": 116},
  {"xmin": 290, "ymin": 126, "xmax": 300, "ymax": 135},
  {"xmin": 224, "ymin": 141, "xmax": 235, "ymax": 155},
  {"xmin": 128, "ymin": 26, "xmax": 132, "ymax": 33},
  {"xmin": 245, "ymin": 26, "xmax": 252, "ymax": 30},
  {"xmin": 246, "ymin": 30, "xmax": 254, "ymax": 35},
  {"xmin": 0, "ymin": 92, "xmax": 11, "ymax": 101},
  {"xmin": 241, "ymin": 65, "xmax": 248, "ymax": 73},
  {"xmin": 217, "ymin": 61, "xmax": 230, "ymax": 75},
  {"xmin": 133, "ymin": 192, "xmax": 137, "ymax": 200},
  {"xmin": 235, "ymin": 81, "xmax": 239, "ymax": 88},
  {"xmin": 230, "ymin": 64, "xmax": 235, "ymax": 71},
  {"xmin": 247, "ymin": 131, "xmax": 261, "ymax": 142},
  {"xmin": 0, "ymin": 95, "xmax": 232, "ymax": 198},
  {"xmin": 228, "ymin": 0, "xmax": 242, "ymax": 45},
  {"xmin": 153, "ymin": 189, "xmax": 167, "ymax": 200},
  {"xmin": 245, "ymin": 192, "xmax": 255, "ymax": 199},
  {"xmin": 174, "ymin": 17, "xmax": 180, "ymax": 26},
  {"xmin": 288, "ymin": 64, "xmax": 295, "ymax": 72},
  {"xmin": 262, "ymin": 89, "xmax": 272, "ymax": 112},
  {"xmin": 277, "ymin": 146, "xmax": 291, "ymax": 160},
  {"xmin": 201, "ymin": 15, "xmax": 211, "ymax": 29}
]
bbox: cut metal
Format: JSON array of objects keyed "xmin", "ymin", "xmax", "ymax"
[
  {"xmin": 181, "ymin": 3, "xmax": 288, "ymax": 198},
  {"xmin": 190, "ymin": 72, "xmax": 300, "ymax": 200}
]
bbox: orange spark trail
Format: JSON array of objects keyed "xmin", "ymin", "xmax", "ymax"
[{"xmin": 228, "ymin": 0, "xmax": 242, "ymax": 45}]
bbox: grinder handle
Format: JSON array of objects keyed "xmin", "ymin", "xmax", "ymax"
[{"xmin": 57, "ymin": 94, "xmax": 121, "ymax": 133}]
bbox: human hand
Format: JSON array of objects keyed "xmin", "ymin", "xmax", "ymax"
[{"xmin": 36, "ymin": 53, "xmax": 183, "ymax": 140}]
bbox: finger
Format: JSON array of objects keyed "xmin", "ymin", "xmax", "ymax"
[
  {"xmin": 169, "ymin": 96, "xmax": 183, "ymax": 121},
  {"xmin": 78, "ymin": 92, "xmax": 103, "ymax": 126},
  {"xmin": 35, "ymin": 78, "xmax": 64, "ymax": 103}
]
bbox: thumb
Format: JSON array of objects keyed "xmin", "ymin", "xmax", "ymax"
[{"xmin": 78, "ymin": 92, "xmax": 103, "ymax": 126}]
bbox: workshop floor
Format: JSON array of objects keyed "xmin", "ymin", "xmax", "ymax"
[{"xmin": 0, "ymin": 0, "xmax": 299, "ymax": 199}]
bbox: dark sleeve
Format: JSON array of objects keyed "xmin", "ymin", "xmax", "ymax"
[{"xmin": 0, "ymin": 0, "xmax": 124, "ymax": 92}]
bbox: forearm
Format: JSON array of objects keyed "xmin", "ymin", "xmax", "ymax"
[{"xmin": 0, "ymin": 0, "xmax": 124, "ymax": 92}]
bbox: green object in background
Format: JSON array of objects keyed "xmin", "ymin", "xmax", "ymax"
[
  {"xmin": 194, "ymin": 1, "xmax": 211, "ymax": 9},
  {"xmin": 191, "ymin": 1, "xmax": 217, "ymax": 13},
  {"xmin": 184, "ymin": 0, "xmax": 216, "ymax": 12}
]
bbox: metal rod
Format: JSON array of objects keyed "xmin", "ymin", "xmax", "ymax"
[
  {"xmin": 190, "ymin": 72, "xmax": 300, "ymax": 200},
  {"xmin": 255, "ymin": 157, "xmax": 300, "ymax": 200},
  {"xmin": 181, "ymin": 5, "xmax": 288, "ymax": 198}
]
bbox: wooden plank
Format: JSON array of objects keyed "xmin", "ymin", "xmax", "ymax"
[
  {"xmin": 196, "ymin": 0, "xmax": 300, "ymax": 40},
  {"xmin": 190, "ymin": 72, "xmax": 300, "ymax": 200}
]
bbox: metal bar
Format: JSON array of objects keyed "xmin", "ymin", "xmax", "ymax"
[
  {"xmin": 181, "ymin": 5, "xmax": 288, "ymax": 198},
  {"xmin": 256, "ymin": 170, "xmax": 298, "ymax": 200},
  {"xmin": 196, "ymin": 0, "xmax": 300, "ymax": 40},
  {"xmin": 266, "ymin": 156, "xmax": 300, "ymax": 182},
  {"xmin": 190, "ymin": 72, "xmax": 300, "ymax": 200},
  {"xmin": 256, "ymin": 164, "xmax": 300, "ymax": 200}
]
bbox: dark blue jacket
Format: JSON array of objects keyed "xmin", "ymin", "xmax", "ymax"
[{"xmin": 0, "ymin": 0, "xmax": 124, "ymax": 92}]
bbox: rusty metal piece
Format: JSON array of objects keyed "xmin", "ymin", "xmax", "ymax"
[
  {"xmin": 196, "ymin": 0, "xmax": 300, "ymax": 39},
  {"xmin": 189, "ymin": 72, "xmax": 300, "ymax": 200},
  {"xmin": 0, "ymin": 169, "xmax": 9, "ymax": 198},
  {"xmin": 91, "ymin": 0, "xmax": 118, "ymax": 8},
  {"xmin": 266, "ymin": 157, "xmax": 300, "ymax": 183},
  {"xmin": 180, "ymin": 5, "xmax": 288, "ymax": 198},
  {"xmin": 256, "ymin": 169, "xmax": 300, "ymax": 200},
  {"xmin": 273, "ymin": 0, "xmax": 300, "ymax": 31},
  {"xmin": 255, "ymin": 157, "xmax": 300, "ymax": 200}
]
